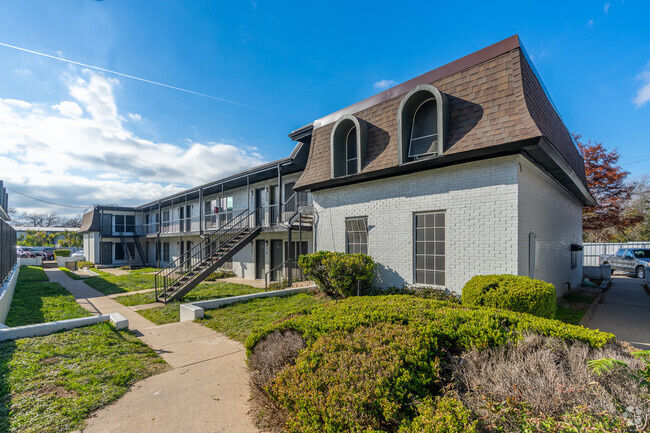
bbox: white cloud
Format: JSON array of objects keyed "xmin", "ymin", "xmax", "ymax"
[
  {"xmin": 586, "ymin": 18, "xmax": 595, "ymax": 27},
  {"xmin": 128, "ymin": 112, "xmax": 142, "ymax": 122},
  {"xmin": 633, "ymin": 63, "xmax": 650, "ymax": 108},
  {"xmin": 0, "ymin": 70, "xmax": 265, "ymax": 217},
  {"xmin": 373, "ymin": 79, "xmax": 397, "ymax": 90},
  {"xmin": 603, "ymin": 3, "xmax": 610, "ymax": 15},
  {"xmin": 14, "ymin": 68, "xmax": 32, "ymax": 76},
  {"xmin": 53, "ymin": 101, "xmax": 83, "ymax": 118}
]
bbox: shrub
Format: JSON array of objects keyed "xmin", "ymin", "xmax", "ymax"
[
  {"xmin": 119, "ymin": 265, "xmax": 131, "ymax": 270},
  {"xmin": 75, "ymin": 261, "xmax": 95, "ymax": 270},
  {"xmin": 298, "ymin": 251, "xmax": 375, "ymax": 298},
  {"xmin": 270, "ymin": 322, "xmax": 440, "ymax": 432},
  {"xmin": 247, "ymin": 296, "xmax": 616, "ymax": 433},
  {"xmin": 268, "ymin": 278, "xmax": 290, "ymax": 291},
  {"xmin": 53, "ymin": 249, "xmax": 71, "ymax": 258},
  {"xmin": 398, "ymin": 395, "xmax": 477, "ymax": 433},
  {"xmin": 462, "ymin": 274, "xmax": 557, "ymax": 319},
  {"xmin": 204, "ymin": 269, "xmax": 236, "ymax": 281}
]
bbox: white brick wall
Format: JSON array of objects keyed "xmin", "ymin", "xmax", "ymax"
[
  {"xmin": 517, "ymin": 157, "xmax": 583, "ymax": 296},
  {"xmin": 312, "ymin": 156, "xmax": 521, "ymax": 292}
]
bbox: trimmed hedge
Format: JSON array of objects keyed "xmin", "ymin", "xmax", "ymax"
[
  {"xmin": 462, "ymin": 274, "xmax": 557, "ymax": 319},
  {"xmin": 246, "ymin": 296, "xmax": 613, "ymax": 432},
  {"xmin": 53, "ymin": 249, "xmax": 71, "ymax": 258},
  {"xmin": 298, "ymin": 251, "xmax": 375, "ymax": 298},
  {"xmin": 75, "ymin": 261, "xmax": 95, "ymax": 270}
]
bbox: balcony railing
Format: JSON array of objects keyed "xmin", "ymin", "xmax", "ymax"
[{"xmin": 134, "ymin": 193, "xmax": 311, "ymax": 237}]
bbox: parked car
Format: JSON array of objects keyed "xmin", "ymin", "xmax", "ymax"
[
  {"xmin": 17, "ymin": 246, "xmax": 36, "ymax": 258},
  {"xmin": 71, "ymin": 250, "xmax": 85, "ymax": 258},
  {"xmin": 40, "ymin": 247, "xmax": 55, "ymax": 260},
  {"xmin": 16, "ymin": 246, "xmax": 33, "ymax": 258},
  {"xmin": 600, "ymin": 248, "xmax": 650, "ymax": 279}
]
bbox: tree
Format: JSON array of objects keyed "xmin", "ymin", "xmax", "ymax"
[
  {"xmin": 574, "ymin": 134, "xmax": 642, "ymax": 242},
  {"xmin": 611, "ymin": 176, "xmax": 650, "ymax": 242},
  {"xmin": 57, "ymin": 231, "xmax": 83, "ymax": 247},
  {"xmin": 60, "ymin": 216, "xmax": 82, "ymax": 228},
  {"xmin": 18, "ymin": 211, "xmax": 63, "ymax": 227}
]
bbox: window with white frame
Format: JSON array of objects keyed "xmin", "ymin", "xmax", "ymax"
[
  {"xmin": 345, "ymin": 217, "xmax": 368, "ymax": 254},
  {"xmin": 414, "ymin": 211, "xmax": 445, "ymax": 286},
  {"xmin": 408, "ymin": 98, "xmax": 438, "ymax": 158},
  {"xmin": 330, "ymin": 114, "xmax": 366, "ymax": 178}
]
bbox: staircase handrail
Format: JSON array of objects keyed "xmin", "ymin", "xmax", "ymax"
[
  {"xmin": 264, "ymin": 258, "xmax": 305, "ymax": 289},
  {"xmin": 154, "ymin": 209, "xmax": 252, "ymax": 301}
]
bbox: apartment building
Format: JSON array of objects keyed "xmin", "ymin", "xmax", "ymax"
[{"xmin": 80, "ymin": 35, "xmax": 593, "ymax": 300}]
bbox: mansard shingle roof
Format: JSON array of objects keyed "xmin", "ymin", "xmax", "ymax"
[{"xmin": 294, "ymin": 35, "xmax": 590, "ymax": 203}]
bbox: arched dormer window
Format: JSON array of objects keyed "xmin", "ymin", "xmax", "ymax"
[
  {"xmin": 397, "ymin": 84, "xmax": 448, "ymax": 164},
  {"xmin": 330, "ymin": 114, "xmax": 367, "ymax": 178}
]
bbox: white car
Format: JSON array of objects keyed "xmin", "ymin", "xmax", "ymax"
[{"xmin": 71, "ymin": 250, "xmax": 85, "ymax": 257}]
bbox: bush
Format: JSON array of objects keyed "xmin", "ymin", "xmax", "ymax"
[
  {"xmin": 270, "ymin": 322, "xmax": 440, "ymax": 432},
  {"xmin": 462, "ymin": 274, "xmax": 557, "ymax": 319},
  {"xmin": 298, "ymin": 251, "xmax": 375, "ymax": 298},
  {"xmin": 247, "ymin": 296, "xmax": 615, "ymax": 433},
  {"xmin": 268, "ymin": 278, "xmax": 290, "ymax": 291},
  {"xmin": 53, "ymin": 249, "xmax": 71, "ymax": 258},
  {"xmin": 204, "ymin": 269, "xmax": 236, "ymax": 281},
  {"xmin": 75, "ymin": 261, "xmax": 95, "ymax": 270},
  {"xmin": 398, "ymin": 395, "xmax": 477, "ymax": 433}
]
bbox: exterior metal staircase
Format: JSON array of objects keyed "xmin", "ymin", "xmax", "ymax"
[
  {"xmin": 154, "ymin": 209, "xmax": 261, "ymax": 303},
  {"xmin": 120, "ymin": 236, "xmax": 144, "ymax": 269}
]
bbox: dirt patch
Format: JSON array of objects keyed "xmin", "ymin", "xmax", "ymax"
[
  {"xmin": 39, "ymin": 356, "xmax": 61, "ymax": 365},
  {"xmin": 38, "ymin": 384, "xmax": 79, "ymax": 398}
]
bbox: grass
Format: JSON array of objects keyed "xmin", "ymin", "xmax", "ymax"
[
  {"xmin": 555, "ymin": 290, "xmax": 599, "ymax": 326},
  {"xmin": 83, "ymin": 268, "xmax": 156, "ymax": 295},
  {"xmin": 116, "ymin": 281, "xmax": 264, "ymax": 307},
  {"xmin": 126, "ymin": 267, "xmax": 161, "ymax": 275},
  {"xmin": 0, "ymin": 323, "xmax": 169, "ymax": 433},
  {"xmin": 134, "ymin": 282, "xmax": 268, "ymax": 324},
  {"xmin": 198, "ymin": 293, "xmax": 331, "ymax": 342},
  {"xmin": 5, "ymin": 266, "xmax": 91, "ymax": 327},
  {"xmin": 58, "ymin": 267, "xmax": 85, "ymax": 280}
]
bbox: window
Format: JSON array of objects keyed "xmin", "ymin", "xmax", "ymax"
[
  {"xmin": 408, "ymin": 99, "xmax": 438, "ymax": 158},
  {"xmin": 414, "ymin": 211, "xmax": 445, "ymax": 286},
  {"xmin": 114, "ymin": 215, "xmax": 125, "ymax": 233},
  {"xmin": 345, "ymin": 217, "xmax": 368, "ymax": 254},
  {"xmin": 125, "ymin": 215, "xmax": 135, "ymax": 233},
  {"xmin": 162, "ymin": 242, "xmax": 170, "ymax": 262},
  {"xmin": 397, "ymin": 84, "xmax": 448, "ymax": 164},
  {"xmin": 330, "ymin": 114, "xmax": 366, "ymax": 178}
]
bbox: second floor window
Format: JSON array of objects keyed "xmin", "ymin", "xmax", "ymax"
[
  {"xmin": 114, "ymin": 215, "xmax": 135, "ymax": 233},
  {"xmin": 408, "ymin": 99, "xmax": 438, "ymax": 159},
  {"xmin": 331, "ymin": 114, "xmax": 366, "ymax": 179}
]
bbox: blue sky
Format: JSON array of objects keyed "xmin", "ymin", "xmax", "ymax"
[{"xmin": 1, "ymin": 0, "xmax": 649, "ymax": 217}]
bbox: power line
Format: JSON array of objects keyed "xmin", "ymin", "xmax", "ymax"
[
  {"xmin": 6, "ymin": 187, "xmax": 88, "ymax": 209},
  {"xmin": 0, "ymin": 41, "xmax": 290, "ymax": 117}
]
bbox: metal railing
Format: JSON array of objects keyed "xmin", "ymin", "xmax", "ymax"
[
  {"xmin": 264, "ymin": 258, "xmax": 305, "ymax": 289},
  {"xmin": 154, "ymin": 209, "xmax": 254, "ymax": 303},
  {"xmin": 1, "ymin": 219, "xmax": 16, "ymax": 284}
]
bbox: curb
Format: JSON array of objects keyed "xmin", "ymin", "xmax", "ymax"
[{"xmin": 579, "ymin": 290, "xmax": 605, "ymax": 327}]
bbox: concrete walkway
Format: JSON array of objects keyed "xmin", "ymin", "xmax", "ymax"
[
  {"xmin": 44, "ymin": 268, "xmax": 258, "ymax": 433},
  {"xmin": 585, "ymin": 275, "xmax": 650, "ymax": 349}
]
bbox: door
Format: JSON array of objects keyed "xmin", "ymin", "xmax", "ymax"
[
  {"xmin": 102, "ymin": 214, "xmax": 113, "ymax": 236},
  {"xmin": 255, "ymin": 240, "xmax": 266, "ymax": 279},
  {"xmin": 145, "ymin": 241, "xmax": 149, "ymax": 264},
  {"xmin": 100, "ymin": 242, "xmax": 112, "ymax": 265},
  {"xmin": 623, "ymin": 249, "xmax": 636, "ymax": 272},
  {"xmin": 255, "ymin": 188, "xmax": 265, "ymax": 226},
  {"xmin": 270, "ymin": 240, "xmax": 283, "ymax": 281},
  {"xmin": 269, "ymin": 185, "xmax": 278, "ymax": 225},
  {"xmin": 186, "ymin": 205, "xmax": 192, "ymax": 232},
  {"xmin": 179, "ymin": 207, "xmax": 185, "ymax": 232},
  {"xmin": 186, "ymin": 241, "xmax": 193, "ymax": 265}
]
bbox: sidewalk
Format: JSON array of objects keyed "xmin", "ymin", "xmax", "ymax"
[
  {"xmin": 584, "ymin": 275, "xmax": 650, "ymax": 349},
  {"xmin": 44, "ymin": 268, "xmax": 258, "ymax": 433}
]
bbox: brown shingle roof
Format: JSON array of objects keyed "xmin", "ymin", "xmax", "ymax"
[{"xmin": 294, "ymin": 36, "xmax": 587, "ymax": 194}]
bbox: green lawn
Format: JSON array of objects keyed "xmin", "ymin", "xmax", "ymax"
[
  {"xmin": 197, "ymin": 293, "xmax": 331, "ymax": 342},
  {"xmin": 134, "ymin": 282, "xmax": 267, "ymax": 324},
  {"xmin": 555, "ymin": 290, "xmax": 599, "ymax": 326},
  {"xmin": 83, "ymin": 268, "xmax": 156, "ymax": 295},
  {"xmin": 0, "ymin": 323, "xmax": 168, "ymax": 433},
  {"xmin": 5, "ymin": 266, "xmax": 91, "ymax": 327},
  {"xmin": 58, "ymin": 267, "xmax": 85, "ymax": 280}
]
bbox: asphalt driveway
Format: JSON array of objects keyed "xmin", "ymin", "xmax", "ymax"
[{"xmin": 585, "ymin": 275, "xmax": 650, "ymax": 349}]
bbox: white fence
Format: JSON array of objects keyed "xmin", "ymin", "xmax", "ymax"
[{"xmin": 583, "ymin": 242, "xmax": 650, "ymax": 266}]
